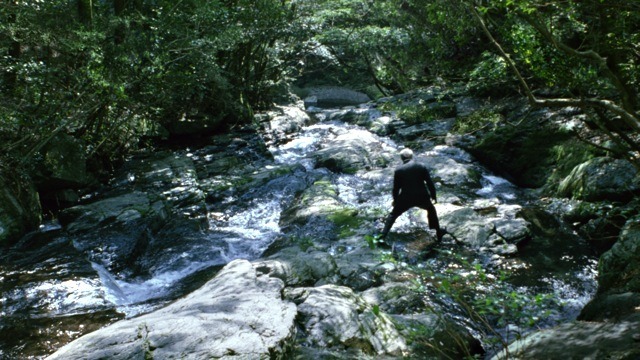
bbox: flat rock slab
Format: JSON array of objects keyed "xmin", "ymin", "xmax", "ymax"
[
  {"xmin": 492, "ymin": 315, "xmax": 640, "ymax": 360},
  {"xmin": 46, "ymin": 259, "xmax": 297, "ymax": 360}
]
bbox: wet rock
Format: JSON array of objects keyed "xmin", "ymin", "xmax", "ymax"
[
  {"xmin": 490, "ymin": 316, "xmax": 640, "ymax": 360},
  {"xmin": 58, "ymin": 151, "xmax": 210, "ymax": 273},
  {"xmin": 361, "ymin": 282, "xmax": 424, "ymax": 314},
  {"xmin": 558, "ymin": 157, "xmax": 640, "ymax": 202},
  {"xmin": 263, "ymin": 102, "xmax": 311, "ymax": 139},
  {"xmin": 440, "ymin": 205, "xmax": 530, "ymax": 253},
  {"xmin": 594, "ymin": 215, "xmax": 640, "ymax": 295},
  {"xmin": 284, "ymin": 284, "xmax": 407, "ymax": 356},
  {"xmin": 395, "ymin": 118, "xmax": 455, "ymax": 141},
  {"xmin": 392, "ymin": 313, "xmax": 484, "ymax": 359},
  {"xmin": 312, "ymin": 129, "xmax": 395, "ymax": 174},
  {"xmin": 420, "ymin": 151, "xmax": 482, "ymax": 189},
  {"xmin": 255, "ymin": 247, "xmax": 337, "ymax": 286},
  {"xmin": 333, "ymin": 246, "xmax": 388, "ymax": 291},
  {"xmin": 46, "ymin": 259, "xmax": 297, "ymax": 360},
  {"xmin": 369, "ymin": 115, "xmax": 395, "ymax": 136},
  {"xmin": 280, "ymin": 177, "xmax": 349, "ymax": 226},
  {"xmin": 441, "ymin": 206, "xmax": 494, "ymax": 248},
  {"xmin": 58, "ymin": 191, "xmax": 167, "ymax": 234},
  {"xmin": 0, "ymin": 235, "xmax": 122, "ymax": 358},
  {"xmin": 116, "ymin": 152, "xmax": 206, "ymax": 216},
  {"xmin": 579, "ymin": 292, "xmax": 640, "ymax": 321}
]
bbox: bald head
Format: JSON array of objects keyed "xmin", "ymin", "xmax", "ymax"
[{"xmin": 400, "ymin": 148, "xmax": 413, "ymax": 162}]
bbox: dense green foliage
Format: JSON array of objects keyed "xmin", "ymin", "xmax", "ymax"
[
  {"xmin": 1, "ymin": 0, "xmax": 638, "ymax": 172},
  {"xmin": 1, "ymin": 0, "xmax": 299, "ymax": 167}
]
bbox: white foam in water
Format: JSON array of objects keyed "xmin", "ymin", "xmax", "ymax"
[
  {"xmin": 477, "ymin": 174, "xmax": 516, "ymax": 199},
  {"xmin": 214, "ymin": 198, "xmax": 283, "ymax": 260},
  {"xmin": 93, "ymin": 260, "xmax": 221, "ymax": 316},
  {"xmin": 271, "ymin": 136, "xmax": 318, "ymax": 165}
]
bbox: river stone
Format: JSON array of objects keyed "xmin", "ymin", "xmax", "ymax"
[
  {"xmin": 285, "ymin": 284, "xmax": 407, "ymax": 356},
  {"xmin": 266, "ymin": 103, "xmax": 311, "ymax": 136},
  {"xmin": 420, "ymin": 153, "xmax": 481, "ymax": 188},
  {"xmin": 440, "ymin": 207, "xmax": 494, "ymax": 248},
  {"xmin": 304, "ymin": 86, "xmax": 371, "ymax": 106},
  {"xmin": 46, "ymin": 259, "xmax": 297, "ymax": 360},
  {"xmin": 333, "ymin": 246, "xmax": 388, "ymax": 291},
  {"xmin": 58, "ymin": 191, "xmax": 167, "ymax": 234},
  {"xmin": 361, "ymin": 282, "xmax": 424, "ymax": 314},
  {"xmin": 557, "ymin": 157, "xmax": 640, "ymax": 201},
  {"xmin": 121, "ymin": 152, "xmax": 206, "ymax": 217},
  {"xmin": 312, "ymin": 129, "xmax": 395, "ymax": 173},
  {"xmin": 280, "ymin": 177, "xmax": 348, "ymax": 226},
  {"xmin": 255, "ymin": 247, "xmax": 337, "ymax": 286},
  {"xmin": 392, "ymin": 313, "xmax": 484, "ymax": 359},
  {"xmin": 395, "ymin": 118, "xmax": 455, "ymax": 140}
]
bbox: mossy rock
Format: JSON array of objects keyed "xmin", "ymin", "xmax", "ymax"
[{"xmin": 469, "ymin": 121, "xmax": 593, "ymax": 189}]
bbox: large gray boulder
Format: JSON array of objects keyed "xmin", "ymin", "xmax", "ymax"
[
  {"xmin": 285, "ymin": 284, "xmax": 407, "ymax": 356},
  {"xmin": 280, "ymin": 177, "xmax": 352, "ymax": 226},
  {"xmin": 46, "ymin": 259, "xmax": 297, "ymax": 360},
  {"xmin": 580, "ymin": 215, "xmax": 640, "ymax": 321},
  {"xmin": 490, "ymin": 316, "xmax": 640, "ymax": 360},
  {"xmin": 597, "ymin": 215, "xmax": 640, "ymax": 294},
  {"xmin": 557, "ymin": 157, "xmax": 640, "ymax": 201},
  {"xmin": 440, "ymin": 204, "xmax": 530, "ymax": 253},
  {"xmin": 303, "ymin": 86, "xmax": 371, "ymax": 107},
  {"xmin": 263, "ymin": 103, "xmax": 311, "ymax": 138},
  {"xmin": 312, "ymin": 128, "xmax": 395, "ymax": 174}
]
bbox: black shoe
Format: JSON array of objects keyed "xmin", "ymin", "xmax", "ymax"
[{"xmin": 436, "ymin": 227, "xmax": 447, "ymax": 241}]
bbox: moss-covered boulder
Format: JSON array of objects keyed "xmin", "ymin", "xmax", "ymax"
[
  {"xmin": 596, "ymin": 215, "xmax": 640, "ymax": 295},
  {"xmin": 280, "ymin": 178, "xmax": 355, "ymax": 226},
  {"xmin": 557, "ymin": 157, "xmax": 640, "ymax": 201}
]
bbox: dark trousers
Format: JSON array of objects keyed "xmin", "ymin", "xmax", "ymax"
[{"xmin": 382, "ymin": 198, "xmax": 439, "ymax": 238}]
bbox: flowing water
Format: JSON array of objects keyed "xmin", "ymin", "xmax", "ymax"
[{"xmin": 0, "ymin": 104, "xmax": 598, "ymax": 358}]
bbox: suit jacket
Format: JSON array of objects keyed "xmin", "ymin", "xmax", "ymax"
[{"xmin": 393, "ymin": 160, "xmax": 436, "ymax": 205}]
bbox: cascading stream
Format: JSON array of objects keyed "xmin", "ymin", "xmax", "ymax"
[{"xmin": 0, "ymin": 103, "xmax": 598, "ymax": 359}]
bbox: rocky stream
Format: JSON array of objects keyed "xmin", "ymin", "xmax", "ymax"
[{"xmin": 2, "ymin": 89, "xmax": 639, "ymax": 359}]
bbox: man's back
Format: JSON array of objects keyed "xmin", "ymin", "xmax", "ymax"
[{"xmin": 393, "ymin": 160, "xmax": 434, "ymax": 202}]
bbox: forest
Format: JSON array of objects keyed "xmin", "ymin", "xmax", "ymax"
[
  {"xmin": 1, "ymin": 1, "xmax": 640, "ymax": 359},
  {"xmin": 2, "ymin": 0, "xmax": 638, "ymax": 172}
]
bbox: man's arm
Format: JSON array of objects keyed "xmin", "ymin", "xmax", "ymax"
[
  {"xmin": 392, "ymin": 171, "xmax": 400, "ymax": 201},
  {"xmin": 424, "ymin": 168, "xmax": 437, "ymax": 202}
]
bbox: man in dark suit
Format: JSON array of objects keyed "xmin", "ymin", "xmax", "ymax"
[{"xmin": 380, "ymin": 148, "xmax": 444, "ymax": 241}]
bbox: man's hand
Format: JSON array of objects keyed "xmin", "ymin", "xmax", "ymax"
[{"xmin": 432, "ymin": 198, "xmax": 437, "ymax": 204}]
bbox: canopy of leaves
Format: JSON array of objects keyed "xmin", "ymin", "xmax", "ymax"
[
  {"xmin": 1, "ymin": 0, "xmax": 638, "ymax": 174},
  {"xmin": 0, "ymin": 0, "xmax": 298, "ymax": 167}
]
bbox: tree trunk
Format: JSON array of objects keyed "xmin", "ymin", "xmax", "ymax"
[{"xmin": 78, "ymin": 0, "xmax": 93, "ymax": 28}]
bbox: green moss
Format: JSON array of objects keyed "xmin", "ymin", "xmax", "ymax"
[
  {"xmin": 452, "ymin": 108, "xmax": 503, "ymax": 134},
  {"xmin": 327, "ymin": 208, "xmax": 360, "ymax": 238},
  {"xmin": 471, "ymin": 123, "xmax": 578, "ymax": 188}
]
